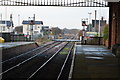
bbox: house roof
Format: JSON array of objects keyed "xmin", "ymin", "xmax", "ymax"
[
  {"xmin": 22, "ymin": 20, "xmax": 43, "ymax": 25},
  {"xmin": 0, "ymin": 20, "xmax": 14, "ymax": 27}
]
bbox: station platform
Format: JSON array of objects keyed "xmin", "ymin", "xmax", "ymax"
[
  {"xmin": 71, "ymin": 44, "xmax": 120, "ymax": 80},
  {"xmin": 0, "ymin": 42, "xmax": 34, "ymax": 49}
]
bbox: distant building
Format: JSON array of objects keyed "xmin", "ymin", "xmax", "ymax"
[
  {"xmin": 41, "ymin": 26, "xmax": 49, "ymax": 36},
  {"xmin": 22, "ymin": 20, "xmax": 43, "ymax": 36},
  {"xmin": 92, "ymin": 17, "xmax": 107, "ymax": 33},
  {"xmin": 0, "ymin": 20, "xmax": 14, "ymax": 33},
  {"xmin": 14, "ymin": 25, "xmax": 23, "ymax": 34},
  {"xmin": 0, "ymin": 14, "xmax": 14, "ymax": 33},
  {"xmin": 41, "ymin": 26, "xmax": 50, "ymax": 39}
]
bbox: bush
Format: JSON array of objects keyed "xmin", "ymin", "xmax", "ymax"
[{"xmin": 103, "ymin": 24, "xmax": 109, "ymax": 40}]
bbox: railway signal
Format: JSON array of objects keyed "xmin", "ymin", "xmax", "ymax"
[{"xmin": 82, "ymin": 21, "xmax": 87, "ymax": 26}]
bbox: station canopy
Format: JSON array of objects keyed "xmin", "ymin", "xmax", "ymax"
[{"xmin": 0, "ymin": 0, "xmax": 108, "ymax": 7}]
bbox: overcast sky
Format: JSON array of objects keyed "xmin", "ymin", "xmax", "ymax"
[{"xmin": 0, "ymin": 6, "xmax": 109, "ymax": 29}]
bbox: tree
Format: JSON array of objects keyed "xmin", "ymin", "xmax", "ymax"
[
  {"xmin": 103, "ymin": 24, "xmax": 109, "ymax": 40},
  {"xmin": 51, "ymin": 27, "xmax": 62, "ymax": 35}
]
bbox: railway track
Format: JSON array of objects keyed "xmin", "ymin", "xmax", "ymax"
[
  {"xmin": 2, "ymin": 41, "xmax": 55, "ymax": 63},
  {"xmin": 1, "ymin": 42, "xmax": 61, "ymax": 74},
  {"xmin": 28, "ymin": 42, "xmax": 74, "ymax": 80},
  {"xmin": 2, "ymin": 42, "xmax": 75, "ymax": 80}
]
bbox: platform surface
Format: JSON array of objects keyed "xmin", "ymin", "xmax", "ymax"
[
  {"xmin": 0, "ymin": 42, "xmax": 34, "ymax": 48},
  {"xmin": 72, "ymin": 45, "xmax": 120, "ymax": 80}
]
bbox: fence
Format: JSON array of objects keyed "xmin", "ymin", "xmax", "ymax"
[
  {"xmin": 10, "ymin": 35, "xmax": 33, "ymax": 42},
  {"xmin": 81, "ymin": 37, "xmax": 103, "ymax": 45},
  {"xmin": 0, "ymin": 33, "xmax": 11, "ymax": 42}
]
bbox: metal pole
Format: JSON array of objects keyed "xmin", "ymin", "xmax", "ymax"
[
  {"xmin": 18, "ymin": 14, "xmax": 20, "ymax": 26},
  {"xmin": 0, "ymin": 13, "xmax": 2, "ymax": 32},
  {"xmin": 88, "ymin": 12, "xmax": 92, "ymax": 32},
  {"xmin": 0, "ymin": 13, "xmax": 2, "ymax": 35},
  {"xmin": 5, "ymin": 7, "xmax": 7, "ymax": 32},
  {"xmin": 33, "ymin": 14, "xmax": 35, "ymax": 21},
  {"xmin": 32, "ymin": 14, "xmax": 35, "ymax": 40},
  {"xmin": 95, "ymin": 10, "xmax": 97, "ymax": 33},
  {"xmin": 98, "ymin": 8, "xmax": 101, "ymax": 37},
  {"xmin": 10, "ymin": 14, "xmax": 13, "ymax": 32},
  {"xmin": 5, "ymin": 7, "xmax": 7, "ymax": 20}
]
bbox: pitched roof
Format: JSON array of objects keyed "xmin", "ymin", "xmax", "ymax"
[
  {"xmin": 0, "ymin": 20, "xmax": 14, "ymax": 27},
  {"xmin": 22, "ymin": 20, "xmax": 43, "ymax": 25}
]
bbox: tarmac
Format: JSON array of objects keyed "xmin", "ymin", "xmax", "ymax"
[{"xmin": 71, "ymin": 44, "xmax": 120, "ymax": 80}]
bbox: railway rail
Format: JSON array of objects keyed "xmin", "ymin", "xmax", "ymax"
[
  {"xmin": 2, "ymin": 42, "xmax": 75, "ymax": 80},
  {"xmin": 28, "ymin": 42, "xmax": 74, "ymax": 80},
  {"xmin": 1, "ymin": 42, "xmax": 62, "ymax": 75},
  {"xmin": 2, "ymin": 41, "xmax": 55, "ymax": 63},
  {"xmin": 2, "ymin": 42, "xmax": 62, "ymax": 72}
]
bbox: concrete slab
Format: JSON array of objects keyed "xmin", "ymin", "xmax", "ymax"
[{"xmin": 72, "ymin": 44, "xmax": 120, "ymax": 80}]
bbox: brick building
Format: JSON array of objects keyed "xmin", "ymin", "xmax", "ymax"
[
  {"xmin": 108, "ymin": 2, "xmax": 120, "ymax": 47},
  {"xmin": 108, "ymin": 2, "xmax": 120, "ymax": 56}
]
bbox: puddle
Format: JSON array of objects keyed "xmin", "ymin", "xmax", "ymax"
[{"xmin": 85, "ymin": 57, "xmax": 104, "ymax": 60}]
